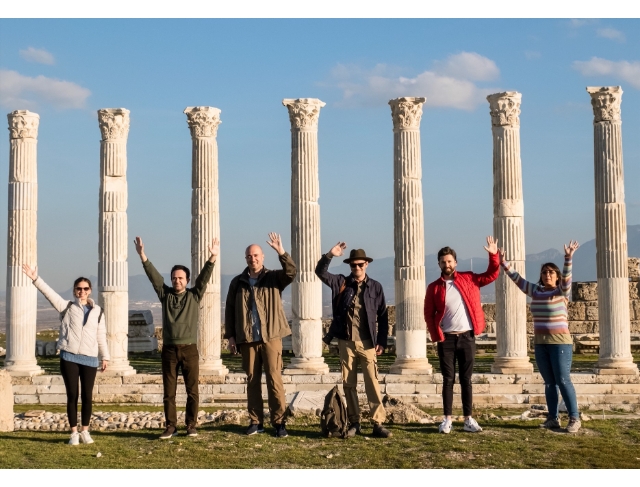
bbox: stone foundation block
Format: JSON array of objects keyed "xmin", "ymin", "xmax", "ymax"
[
  {"xmin": 225, "ymin": 374, "xmax": 247, "ymax": 384},
  {"xmin": 488, "ymin": 384, "xmax": 524, "ymax": 394},
  {"xmin": 574, "ymin": 384, "xmax": 612, "ymax": 394},
  {"xmin": 611, "ymin": 384, "xmax": 640, "ymax": 393},
  {"xmin": 290, "ymin": 375, "xmax": 322, "ymax": 384},
  {"xmin": 219, "ymin": 384, "xmax": 246, "ymax": 394},
  {"xmin": 415, "ymin": 384, "xmax": 437, "ymax": 394},
  {"xmin": 384, "ymin": 374, "xmax": 432, "ymax": 384},
  {"xmin": 36, "ymin": 385, "xmax": 67, "ymax": 394},
  {"xmin": 94, "ymin": 376, "xmax": 124, "ymax": 385},
  {"xmin": 284, "ymin": 384, "xmax": 297, "ymax": 394},
  {"xmin": 522, "ymin": 384, "xmax": 545, "ymax": 394},
  {"xmin": 39, "ymin": 394, "xmax": 69, "ymax": 404},
  {"xmin": 321, "ymin": 373, "xmax": 343, "ymax": 384},
  {"xmin": 199, "ymin": 376, "xmax": 226, "ymax": 384},
  {"xmin": 12, "ymin": 385, "xmax": 37, "ymax": 394},
  {"xmin": 141, "ymin": 394, "xmax": 163, "ymax": 403},
  {"xmin": 385, "ymin": 383, "xmax": 416, "ymax": 394},
  {"xmin": 14, "ymin": 395, "xmax": 39, "ymax": 404},
  {"xmin": 413, "ymin": 394, "xmax": 441, "ymax": 405},
  {"xmin": 295, "ymin": 384, "xmax": 333, "ymax": 392},
  {"xmin": 570, "ymin": 374, "xmax": 598, "ymax": 384}
]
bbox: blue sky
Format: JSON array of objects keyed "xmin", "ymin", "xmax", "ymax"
[{"xmin": 0, "ymin": 17, "xmax": 639, "ymax": 291}]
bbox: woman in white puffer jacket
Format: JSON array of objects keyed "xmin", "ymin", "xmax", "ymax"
[{"xmin": 23, "ymin": 264, "xmax": 109, "ymax": 446}]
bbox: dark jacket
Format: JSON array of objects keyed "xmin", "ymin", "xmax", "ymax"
[
  {"xmin": 143, "ymin": 259, "xmax": 214, "ymax": 346},
  {"xmin": 224, "ymin": 252, "xmax": 296, "ymax": 345},
  {"xmin": 315, "ymin": 254, "xmax": 389, "ymax": 348}
]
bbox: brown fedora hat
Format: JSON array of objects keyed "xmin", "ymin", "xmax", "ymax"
[{"xmin": 343, "ymin": 249, "xmax": 373, "ymax": 264}]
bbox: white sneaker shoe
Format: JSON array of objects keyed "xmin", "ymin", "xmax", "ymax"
[
  {"xmin": 463, "ymin": 417, "xmax": 483, "ymax": 432},
  {"xmin": 79, "ymin": 430, "xmax": 94, "ymax": 444},
  {"xmin": 68, "ymin": 432, "xmax": 80, "ymax": 446},
  {"xmin": 439, "ymin": 418, "xmax": 453, "ymax": 434}
]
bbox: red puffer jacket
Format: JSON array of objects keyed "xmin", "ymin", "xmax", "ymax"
[{"xmin": 424, "ymin": 252, "xmax": 499, "ymax": 343}]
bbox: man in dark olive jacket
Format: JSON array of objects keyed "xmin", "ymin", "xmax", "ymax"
[
  {"xmin": 315, "ymin": 242, "xmax": 392, "ymax": 439},
  {"xmin": 134, "ymin": 236, "xmax": 219, "ymax": 440},
  {"xmin": 225, "ymin": 232, "xmax": 296, "ymax": 438}
]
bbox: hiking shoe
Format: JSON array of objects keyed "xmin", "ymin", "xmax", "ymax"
[
  {"xmin": 246, "ymin": 423, "xmax": 264, "ymax": 436},
  {"xmin": 347, "ymin": 422, "xmax": 361, "ymax": 438},
  {"xmin": 159, "ymin": 425, "xmax": 177, "ymax": 440},
  {"xmin": 540, "ymin": 417, "xmax": 561, "ymax": 429},
  {"xmin": 186, "ymin": 425, "xmax": 198, "ymax": 437},
  {"xmin": 463, "ymin": 417, "xmax": 483, "ymax": 432},
  {"xmin": 372, "ymin": 423, "xmax": 392, "ymax": 438},
  {"xmin": 566, "ymin": 418, "xmax": 581, "ymax": 433},
  {"xmin": 68, "ymin": 432, "xmax": 80, "ymax": 446},
  {"xmin": 274, "ymin": 424, "xmax": 289, "ymax": 438},
  {"xmin": 79, "ymin": 430, "xmax": 94, "ymax": 444},
  {"xmin": 439, "ymin": 418, "xmax": 453, "ymax": 434}
]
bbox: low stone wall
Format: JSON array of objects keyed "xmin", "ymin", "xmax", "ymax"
[{"xmin": 10, "ymin": 372, "xmax": 640, "ymax": 411}]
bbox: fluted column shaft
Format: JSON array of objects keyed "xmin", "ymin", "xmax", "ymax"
[
  {"xmin": 487, "ymin": 92, "xmax": 533, "ymax": 374},
  {"xmin": 283, "ymin": 98, "xmax": 328, "ymax": 374},
  {"xmin": 587, "ymin": 86, "xmax": 638, "ymax": 375},
  {"xmin": 388, "ymin": 97, "xmax": 432, "ymax": 375},
  {"xmin": 184, "ymin": 106, "xmax": 228, "ymax": 376},
  {"xmin": 98, "ymin": 109, "xmax": 134, "ymax": 375},
  {"xmin": 4, "ymin": 111, "xmax": 42, "ymax": 376}
]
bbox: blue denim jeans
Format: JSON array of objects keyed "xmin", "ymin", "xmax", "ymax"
[{"xmin": 534, "ymin": 344, "xmax": 579, "ymax": 419}]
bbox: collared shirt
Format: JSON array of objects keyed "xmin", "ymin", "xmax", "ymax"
[
  {"xmin": 347, "ymin": 277, "xmax": 372, "ymax": 342},
  {"xmin": 440, "ymin": 280, "xmax": 473, "ymax": 333}
]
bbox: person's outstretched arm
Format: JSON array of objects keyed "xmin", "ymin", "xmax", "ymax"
[
  {"xmin": 473, "ymin": 236, "xmax": 500, "ymax": 287},
  {"xmin": 266, "ymin": 232, "xmax": 297, "ymax": 289},
  {"xmin": 22, "ymin": 264, "xmax": 69, "ymax": 312},
  {"xmin": 315, "ymin": 241, "xmax": 346, "ymax": 292},
  {"xmin": 498, "ymin": 249, "xmax": 537, "ymax": 298},
  {"xmin": 561, "ymin": 240, "xmax": 579, "ymax": 297},
  {"xmin": 191, "ymin": 238, "xmax": 219, "ymax": 300},
  {"xmin": 134, "ymin": 236, "xmax": 167, "ymax": 299}
]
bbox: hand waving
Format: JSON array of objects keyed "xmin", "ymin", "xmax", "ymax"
[
  {"xmin": 208, "ymin": 237, "xmax": 220, "ymax": 262},
  {"xmin": 564, "ymin": 240, "xmax": 579, "ymax": 258},
  {"xmin": 329, "ymin": 241, "xmax": 347, "ymax": 257},
  {"xmin": 483, "ymin": 236, "xmax": 498, "ymax": 255},
  {"xmin": 266, "ymin": 232, "xmax": 285, "ymax": 256},
  {"xmin": 133, "ymin": 236, "xmax": 147, "ymax": 262},
  {"xmin": 22, "ymin": 264, "xmax": 38, "ymax": 281}
]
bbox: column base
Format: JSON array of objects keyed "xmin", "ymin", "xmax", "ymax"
[
  {"xmin": 389, "ymin": 358, "xmax": 433, "ymax": 375},
  {"xmin": 102, "ymin": 362, "xmax": 136, "ymax": 376},
  {"xmin": 594, "ymin": 365, "xmax": 639, "ymax": 376},
  {"xmin": 4, "ymin": 363, "xmax": 44, "ymax": 377},
  {"xmin": 284, "ymin": 357, "xmax": 329, "ymax": 375},
  {"xmin": 491, "ymin": 357, "xmax": 533, "ymax": 375},
  {"xmin": 199, "ymin": 359, "xmax": 229, "ymax": 376}
]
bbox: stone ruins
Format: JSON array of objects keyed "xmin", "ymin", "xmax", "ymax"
[{"xmin": 2, "ymin": 86, "xmax": 639, "ymax": 408}]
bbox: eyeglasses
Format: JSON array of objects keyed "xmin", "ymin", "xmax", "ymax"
[
  {"xmin": 75, "ymin": 287, "xmax": 90, "ymax": 291},
  {"xmin": 541, "ymin": 270, "xmax": 556, "ymax": 275},
  {"xmin": 350, "ymin": 262, "xmax": 366, "ymax": 269}
]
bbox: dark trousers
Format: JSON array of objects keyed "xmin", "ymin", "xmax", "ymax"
[
  {"xmin": 59, "ymin": 358, "xmax": 97, "ymax": 428},
  {"xmin": 161, "ymin": 344, "xmax": 199, "ymax": 428},
  {"xmin": 240, "ymin": 339, "xmax": 287, "ymax": 426},
  {"xmin": 437, "ymin": 331, "xmax": 476, "ymax": 417}
]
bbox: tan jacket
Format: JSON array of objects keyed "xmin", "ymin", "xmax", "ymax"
[
  {"xmin": 32, "ymin": 277, "xmax": 110, "ymax": 361},
  {"xmin": 224, "ymin": 252, "xmax": 296, "ymax": 345}
]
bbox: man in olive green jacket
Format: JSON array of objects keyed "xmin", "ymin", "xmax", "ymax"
[{"xmin": 225, "ymin": 232, "xmax": 296, "ymax": 438}]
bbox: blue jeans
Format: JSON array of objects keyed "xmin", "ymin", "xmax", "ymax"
[{"xmin": 535, "ymin": 344, "xmax": 579, "ymax": 419}]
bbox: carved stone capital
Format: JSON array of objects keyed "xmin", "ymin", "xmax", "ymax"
[
  {"xmin": 97, "ymin": 108, "xmax": 130, "ymax": 141},
  {"xmin": 184, "ymin": 106, "xmax": 222, "ymax": 138},
  {"xmin": 487, "ymin": 92, "xmax": 521, "ymax": 127},
  {"xmin": 587, "ymin": 86, "xmax": 622, "ymax": 123},
  {"xmin": 7, "ymin": 110, "xmax": 40, "ymax": 139},
  {"xmin": 388, "ymin": 97, "xmax": 426, "ymax": 130},
  {"xmin": 282, "ymin": 98, "xmax": 326, "ymax": 130}
]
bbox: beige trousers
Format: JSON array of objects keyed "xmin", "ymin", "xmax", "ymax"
[{"xmin": 338, "ymin": 339, "xmax": 386, "ymax": 425}]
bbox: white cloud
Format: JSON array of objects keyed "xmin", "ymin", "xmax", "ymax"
[
  {"xmin": 572, "ymin": 57, "xmax": 640, "ymax": 90},
  {"xmin": 524, "ymin": 50, "xmax": 542, "ymax": 60},
  {"xmin": 19, "ymin": 47, "xmax": 55, "ymax": 65},
  {"xmin": 0, "ymin": 70, "xmax": 91, "ymax": 110},
  {"xmin": 325, "ymin": 52, "xmax": 500, "ymax": 111},
  {"xmin": 568, "ymin": 19, "xmax": 595, "ymax": 28},
  {"xmin": 596, "ymin": 28, "xmax": 625, "ymax": 42}
]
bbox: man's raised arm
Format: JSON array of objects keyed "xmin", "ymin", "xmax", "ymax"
[
  {"xmin": 134, "ymin": 236, "xmax": 166, "ymax": 299},
  {"xmin": 192, "ymin": 238, "xmax": 220, "ymax": 300}
]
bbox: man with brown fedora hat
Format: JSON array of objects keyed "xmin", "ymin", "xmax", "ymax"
[{"xmin": 316, "ymin": 242, "xmax": 391, "ymax": 438}]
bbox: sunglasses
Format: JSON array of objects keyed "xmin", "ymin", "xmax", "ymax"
[
  {"xmin": 75, "ymin": 287, "xmax": 90, "ymax": 292},
  {"xmin": 349, "ymin": 262, "xmax": 366, "ymax": 269}
]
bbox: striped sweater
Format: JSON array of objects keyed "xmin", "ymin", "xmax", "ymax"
[{"xmin": 501, "ymin": 257, "xmax": 572, "ymax": 345}]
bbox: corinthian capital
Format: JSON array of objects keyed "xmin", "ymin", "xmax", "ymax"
[
  {"xmin": 388, "ymin": 97, "xmax": 426, "ymax": 130},
  {"xmin": 282, "ymin": 98, "xmax": 326, "ymax": 130},
  {"xmin": 587, "ymin": 86, "xmax": 622, "ymax": 123},
  {"xmin": 487, "ymin": 92, "xmax": 521, "ymax": 127},
  {"xmin": 98, "ymin": 108, "xmax": 130, "ymax": 141},
  {"xmin": 184, "ymin": 106, "xmax": 222, "ymax": 138},
  {"xmin": 7, "ymin": 110, "xmax": 40, "ymax": 139}
]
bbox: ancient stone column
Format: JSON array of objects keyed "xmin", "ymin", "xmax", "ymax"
[
  {"xmin": 98, "ymin": 108, "xmax": 135, "ymax": 375},
  {"xmin": 388, "ymin": 97, "xmax": 432, "ymax": 375},
  {"xmin": 487, "ymin": 92, "xmax": 533, "ymax": 374},
  {"xmin": 282, "ymin": 98, "xmax": 329, "ymax": 374},
  {"xmin": 184, "ymin": 106, "xmax": 228, "ymax": 376},
  {"xmin": 587, "ymin": 86, "xmax": 638, "ymax": 375},
  {"xmin": 4, "ymin": 110, "xmax": 42, "ymax": 376}
]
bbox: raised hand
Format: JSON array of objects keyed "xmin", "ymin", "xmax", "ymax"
[
  {"xmin": 329, "ymin": 241, "xmax": 347, "ymax": 257},
  {"xmin": 498, "ymin": 249, "xmax": 506, "ymax": 265},
  {"xmin": 564, "ymin": 240, "xmax": 579, "ymax": 257},
  {"xmin": 266, "ymin": 232, "xmax": 285, "ymax": 256},
  {"xmin": 133, "ymin": 236, "xmax": 147, "ymax": 262},
  {"xmin": 22, "ymin": 264, "xmax": 38, "ymax": 281},
  {"xmin": 483, "ymin": 236, "xmax": 498, "ymax": 255},
  {"xmin": 208, "ymin": 237, "xmax": 220, "ymax": 262}
]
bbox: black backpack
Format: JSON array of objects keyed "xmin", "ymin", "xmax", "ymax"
[{"xmin": 320, "ymin": 385, "xmax": 349, "ymax": 439}]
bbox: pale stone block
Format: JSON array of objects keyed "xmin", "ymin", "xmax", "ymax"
[
  {"xmin": 321, "ymin": 373, "xmax": 343, "ymax": 384},
  {"xmin": 141, "ymin": 394, "xmax": 163, "ymax": 404},
  {"xmin": 413, "ymin": 394, "xmax": 441, "ymax": 405},
  {"xmin": 295, "ymin": 384, "xmax": 333, "ymax": 392},
  {"xmin": 39, "ymin": 394, "xmax": 69, "ymax": 404},
  {"xmin": 36, "ymin": 385, "xmax": 67, "ymax": 394},
  {"xmin": 31, "ymin": 376, "xmax": 53, "ymax": 385},
  {"xmin": 385, "ymin": 383, "xmax": 416, "ymax": 394},
  {"xmin": 12, "ymin": 385, "xmax": 37, "ymax": 394},
  {"xmin": 219, "ymin": 384, "xmax": 246, "ymax": 394},
  {"xmin": 290, "ymin": 375, "xmax": 322, "ymax": 384},
  {"xmin": 415, "ymin": 384, "xmax": 437, "ymax": 394},
  {"xmin": 488, "ymin": 384, "xmax": 524, "ymax": 394},
  {"xmin": 199, "ymin": 375, "xmax": 227, "ymax": 385},
  {"xmin": 611, "ymin": 383, "xmax": 640, "ymax": 393},
  {"xmin": 94, "ymin": 376, "xmax": 124, "ymax": 385},
  {"xmin": 284, "ymin": 384, "xmax": 297, "ymax": 394},
  {"xmin": 384, "ymin": 374, "xmax": 432, "ymax": 384},
  {"xmin": 574, "ymin": 384, "xmax": 612, "ymax": 394},
  {"xmin": 522, "ymin": 384, "xmax": 545, "ymax": 394},
  {"xmin": 225, "ymin": 374, "xmax": 248, "ymax": 384},
  {"xmin": 14, "ymin": 395, "xmax": 39, "ymax": 405},
  {"xmin": 569, "ymin": 373, "xmax": 598, "ymax": 384}
]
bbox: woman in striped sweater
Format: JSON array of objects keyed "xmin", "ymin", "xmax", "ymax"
[{"xmin": 499, "ymin": 240, "xmax": 581, "ymax": 433}]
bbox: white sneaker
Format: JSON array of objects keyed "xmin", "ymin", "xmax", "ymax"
[
  {"xmin": 463, "ymin": 417, "xmax": 483, "ymax": 432},
  {"xmin": 68, "ymin": 432, "xmax": 80, "ymax": 446},
  {"xmin": 439, "ymin": 418, "xmax": 453, "ymax": 434},
  {"xmin": 79, "ymin": 430, "xmax": 94, "ymax": 444}
]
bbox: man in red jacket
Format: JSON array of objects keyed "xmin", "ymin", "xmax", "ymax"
[{"xmin": 424, "ymin": 236, "xmax": 499, "ymax": 434}]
